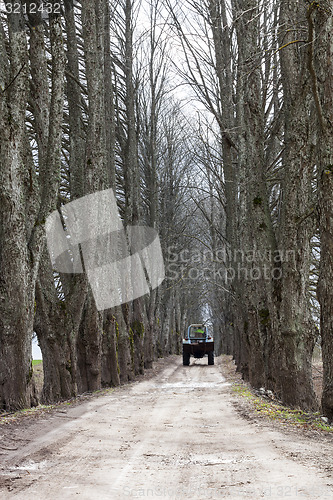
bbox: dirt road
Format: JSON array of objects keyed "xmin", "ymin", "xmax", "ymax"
[{"xmin": 1, "ymin": 356, "xmax": 333, "ymax": 499}]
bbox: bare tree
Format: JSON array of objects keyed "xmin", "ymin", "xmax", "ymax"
[
  {"xmin": 0, "ymin": 2, "xmax": 65, "ymax": 410},
  {"xmin": 273, "ymin": 0, "xmax": 317, "ymax": 409},
  {"xmin": 311, "ymin": 0, "xmax": 333, "ymax": 419}
]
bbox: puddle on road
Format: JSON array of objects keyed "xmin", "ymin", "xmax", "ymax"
[
  {"xmin": 140, "ymin": 452, "xmax": 250, "ymax": 468},
  {"xmin": 162, "ymin": 453, "xmax": 251, "ymax": 467},
  {"xmin": 185, "ymin": 454, "xmax": 251, "ymax": 466},
  {"xmin": 155, "ymin": 381, "xmax": 230, "ymax": 392},
  {"xmin": 10, "ymin": 460, "xmax": 49, "ymax": 471}
]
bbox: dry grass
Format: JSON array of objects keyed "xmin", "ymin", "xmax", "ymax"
[
  {"xmin": 221, "ymin": 348, "xmax": 323, "ymax": 403},
  {"xmin": 312, "ymin": 361, "xmax": 323, "ymax": 402},
  {"xmin": 312, "ymin": 344, "xmax": 323, "ymax": 403},
  {"xmin": 221, "ymin": 354, "xmax": 332, "ymax": 433},
  {"xmin": 32, "ymin": 361, "xmax": 44, "ymax": 399}
]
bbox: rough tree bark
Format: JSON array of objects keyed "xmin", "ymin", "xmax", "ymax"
[
  {"xmin": 75, "ymin": 0, "xmax": 108, "ymax": 393},
  {"xmin": 208, "ymin": 0, "xmax": 237, "ymax": 357},
  {"xmin": 139, "ymin": 0, "xmax": 168, "ymax": 368},
  {"xmin": 34, "ymin": 251, "xmax": 86, "ymax": 402},
  {"xmin": 0, "ymin": 3, "xmax": 65, "ymax": 410},
  {"xmin": 232, "ymin": 0, "xmax": 276, "ymax": 389},
  {"xmin": 275, "ymin": 0, "xmax": 317, "ymax": 409},
  {"xmin": 122, "ymin": 0, "xmax": 146, "ymax": 376},
  {"xmin": 33, "ymin": 0, "xmax": 88, "ymax": 402},
  {"xmin": 311, "ymin": 0, "xmax": 333, "ymax": 419}
]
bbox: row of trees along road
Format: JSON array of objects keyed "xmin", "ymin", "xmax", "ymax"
[{"xmin": 0, "ymin": 0, "xmax": 332, "ymax": 419}]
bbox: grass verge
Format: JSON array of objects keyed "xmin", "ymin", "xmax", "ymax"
[
  {"xmin": 0, "ymin": 386, "xmax": 116, "ymax": 426},
  {"xmin": 232, "ymin": 383, "xmax": 333, "ymax": 433}
]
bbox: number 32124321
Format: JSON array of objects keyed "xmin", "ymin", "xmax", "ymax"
[{"xmin": 4, "ymin": 2, "xmax": 61, "ymax": 15}]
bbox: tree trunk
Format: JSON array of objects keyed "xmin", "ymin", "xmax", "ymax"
[
  {"xmin": 74, "ymin": 0, "xmax": 108, "ymax": 392},
  {"xmin": 34, "ymin": 251, "xmax": 86, "ymax": 402},
  {"xmin": 102, "ymin": 311, "xmax": 121, "ymax": 387},
  {"xmin": 312, "ymin": 0, "xmax": 333, "ymax": 418},
  {"xmin": 0, "ymin": 8, "xmax": 64, "ymax": 410},
  {"xmin": 123, "ymin": 0, "xmax": 147, "ymax": 375},
  {"xmin": 208, "ymin": 0, "xmax": 237, "ymax": 358},
  {"xmin": 76, "ymin": 293, "xmax": 103, "ymax": 393},
  {"xmin": 274, "ymin": 0, "xmax": 317, "ymax": 409},
  {"xmin": 232, "ymin": 0, "xmax": 276, "ymax": 389}
]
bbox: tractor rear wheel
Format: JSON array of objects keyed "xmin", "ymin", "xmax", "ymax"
[
  {"xmin": 183, "ymin": 351, "xmax": 190, "ymax": 366},
  {"xmin": 208, "ymin": 351, "xmax": 214, "ymax": 365}
]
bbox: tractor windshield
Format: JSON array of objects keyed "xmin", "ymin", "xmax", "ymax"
[{"xmin": 189, "ymin": 325, "xmax": 206, "ymax": 339}]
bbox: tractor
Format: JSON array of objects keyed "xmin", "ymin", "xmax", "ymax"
[{"xmin": 182, "ymin": 324, "xmax": 214, "ymax": 366}]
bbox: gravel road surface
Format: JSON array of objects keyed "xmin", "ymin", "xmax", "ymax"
[{"xmin": 1, "ymin": 356, "xmax": 332, "ymax": 499}]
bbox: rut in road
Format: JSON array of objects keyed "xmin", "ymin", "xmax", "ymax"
[{"xmin": 1, "ymin": 356, "xmax": 332, "ymax": 499}]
